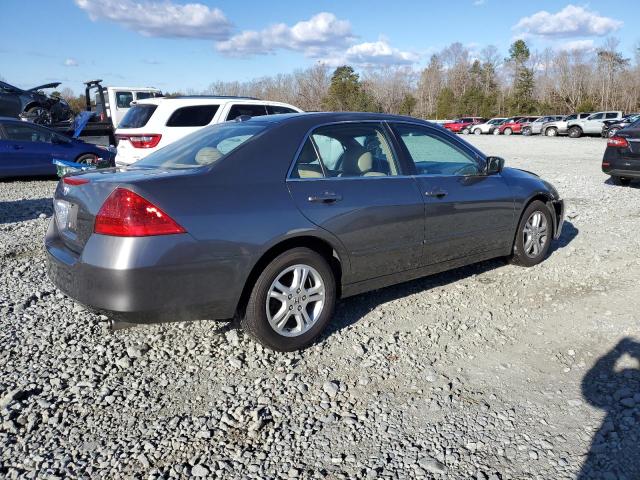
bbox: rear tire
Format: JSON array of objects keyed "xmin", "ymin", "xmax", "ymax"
[
  {"xmin": 509, "ymin": 200, "xmax": 553, "ymax": 267},
  {"xmin": 568, "ymin": 126, "xmax": 582, "ymax": 138},
  {"xmin": 76, "ymin": 153, "xmax": 98, "ymax": 165},
  {"xmin": 607, "ymin": 128, "xmax": 619, "ymax": 138},
  {"xmin": 492, "ymin": 129, "xmax": 501, "ymax": 135},
  {"xmin": 503, "ymin": 128, "xmax": 512, "ymax": 136},
  {"xmin": 241, "ymin": 247, "xmax": 336, "ymax": 352},
  {"xmin": 545, "ymin": 127, "xmax": 558, "ymax": 137},
  {"xmin": 612, "ymin": 176, "xmax": 631, "ymax": 186}
]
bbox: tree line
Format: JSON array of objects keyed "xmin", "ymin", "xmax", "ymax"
[
  {"xmin": 184, "ymin": 38, "xmax": 640, "ymax": 119},
  {"xmin": 27, "ymin": 38, "xmax": 639, "ymax": 119}
]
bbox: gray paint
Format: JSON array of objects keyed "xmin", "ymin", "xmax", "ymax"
[{"xmin": 45, "ymin": 112, "xmax": 564, "ymax": 323}]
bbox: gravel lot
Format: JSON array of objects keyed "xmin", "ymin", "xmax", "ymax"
[{"xmin": 2, "ymin": 135, "xmax": 640, "ymax": 479}]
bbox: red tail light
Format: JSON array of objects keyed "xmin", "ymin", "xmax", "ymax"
[
  {"xmin": 94, "ymin": 188, "xmax": 185, "ymax": 237},
  {"xmin": 117, "ymin": 134, "xmax": 162, "ymax": 148},
  {"xmin": 63, "ymin": 177, "xmax": 90, "ymax": 186},
  {"xmin": 607, "ymin": 136, "xmax": 629, "ymax": 148}
]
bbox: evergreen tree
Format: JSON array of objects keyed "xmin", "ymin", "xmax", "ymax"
[
  {"xmin": 322, "ymin": 66, "xmax": 378, "ymax": 112},
  {"xmin": 436, "ymin": 88, "xmax": 455, "ymax": 118},
  {"xmin": 507, "ymin": 40, "xmax": 537, "ymax": 114}
]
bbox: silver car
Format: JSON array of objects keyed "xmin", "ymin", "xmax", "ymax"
[
  {"xmin": 522, "ymin": 116, "xmax": 564, "ymax": 136},
  {"xmin": 541, "ymin": 113, "xmax": 591, "ymax": 137}
]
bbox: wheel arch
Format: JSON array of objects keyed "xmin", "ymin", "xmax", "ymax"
[
  {"xmin": 512, "ymin": 192, "xmax": 559, "ymax": 247},
  {"xmin": 234, "ymin": 234, "xmax": 346, "ymax": 319},
  {"xmin": 23, "ymin": 101, "xmax": 44, "ymax": 112}
]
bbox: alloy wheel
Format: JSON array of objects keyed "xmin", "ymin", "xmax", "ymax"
[
  {"xmin": 266, "ymin": 264, "xmax": 325, "ymax": 337},
  {"xmin": 523, "ymin": 211, "xmax": 548, "ymax": 259}
]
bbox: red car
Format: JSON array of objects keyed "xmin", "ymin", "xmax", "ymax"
[
  {"xmin": 443, "ymin": 117, "xmax": 486, "ymax": 134},
  {"xmin": 497, "ymin": 116, "xmax": 539, "ymax": 135}
]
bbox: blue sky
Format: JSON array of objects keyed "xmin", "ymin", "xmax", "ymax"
[{"xmin": 0, "ymin": 1, "xmax": 637, "ymax": 95}]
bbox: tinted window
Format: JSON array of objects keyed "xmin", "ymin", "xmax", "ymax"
[
  {"xmin": 116, "ymin": 91, "xmax": 134, "ymax": 109},
  {"xmin": 136, "ymin": 92, "xmax": 159, "ymax": 100},
  {"xmin": 135, "ymin": 122, "xmax": 265, "ymax": 169},
  {"xmin": 119, "ymin": 105, "xmax": 158, "ymax": 128},
  {"xmin": 267, "ymin": 105, "xmax": 297, "ymax": 115},
  {"xmin": 227, "ymin": 104, "xmax": 268, "ymax": 120},
  {"xmin": 605, "ymin": 112, "xmax": 618, "ymax": 119},
  {"xmin": 166, "ymin": 105, "xmax": 220, "ymax": 127},
  {"xmin": 394, "ymin": 124, "xmax": 480, "ymax": 176},
  {"xmin": 291, "ymin": 123, "xmax": 399, "ymax": 179},
  {"xmin": 3, "ymin": 123, "xmax": 52, "ymax": 143},
  {"xmin": 589, "ymin": 113, "xmax": 604, "ymax": 120},
  {"xmin": 565, "ymin": 114, "xmax": 577, "ymax": 121}
]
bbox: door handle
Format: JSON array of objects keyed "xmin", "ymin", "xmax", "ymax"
[
  {"xmin": 308, "ymin": 192, "xmax": 342, "ymax": 204},
  {"xmin": 425, "ymin": 190, "xmax": 448, "ymax": 198},
  {"xmin": 12, "ymin": 145, "xmax": 24, "ymax": 150}
]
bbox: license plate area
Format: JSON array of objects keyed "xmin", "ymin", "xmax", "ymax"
[{"xmin": 54, "ymin": 199, "xmax": 79, "ymax": 237}]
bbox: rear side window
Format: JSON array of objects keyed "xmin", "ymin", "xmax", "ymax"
[
  {"xmin": 605, "ymin": 112, "xmax": 618, "ymax": 119},
  {"xmin": 119, "ymin": 104, "xmax": 158, "ymax": 129},
  {"xmin": 116, "ymin": 91, "xmax": 134, "ymax": 109},
  {"xmin": 267, "ymin": 105, "xmax": 298, "ymax": 115},
  {"xmin": 227, "ymin": 104, "xmax": 268, "ymax": 120},
  {"xmin": 166, "ymin": 105, "xmax": 220, "ymax": 127},
  {"xmin": 136, "ymin": 92, "xmax": 160, "ymax": 100}
]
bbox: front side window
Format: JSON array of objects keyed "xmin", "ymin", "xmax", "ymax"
[
  {"xmin": 393, "ymin": 123, "xmax": 481, "ymax": 176},
  {"xmin": 134, "ymin": 122, "xmax": 266, "ymax": 169},
  {"xmin": 116, "ymin": 91, "xmax": 134, "ymax": 109},
  {"xmin": 166, "ymin": 105, "xmax": 220, "ymax": 127},
  {"xmin": 227, "ymin": 104, "xmax": 268, "ymax": 120},
  {"xmin": 290, "ymin": 123, "xmax": 399, "ymax": 179},
  {"xmin": 4, "ymin": 123, "xmax": 52, "ymax": 143}
]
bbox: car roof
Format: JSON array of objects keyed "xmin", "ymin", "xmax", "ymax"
[
  {"xmin": 133, "ymin": 96, "xmax": 291, "ymax": 107},
  {"xmin": 237, "ymin": 111, "xmax": 435, "ymax": 127}
]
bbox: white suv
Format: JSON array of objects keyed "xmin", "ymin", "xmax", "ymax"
[
  {"xmin": 470, "ymin": 118, "xmax": 506, "ymax": 135},
  {"xmin": 115, "ymin": 96, "xmax": 302, "ymax": 165},
  {"xmin": 566, "ymin": 111, "xmax": 623, "ymax": 138}
]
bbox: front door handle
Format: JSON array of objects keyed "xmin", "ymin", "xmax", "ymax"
[
  {"xmin": 12, "ymin": 145, "xmax": 24, "ymax": 150},
  {"xmin": 425, "ymin": 190, "xmax": 448, "ymax": 198},
  {"xmin": 308, "ymin": 192, "xmax": 342, "ymax": 204}
]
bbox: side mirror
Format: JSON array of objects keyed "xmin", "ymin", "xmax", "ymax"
[{"xmin": 485, "ymin": 156, "xmax": 504, "ymax": 175}]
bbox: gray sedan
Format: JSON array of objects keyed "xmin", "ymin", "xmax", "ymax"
[{"xmin": 46, "ymin": 112, "xmax": 564, "ymax": 351}]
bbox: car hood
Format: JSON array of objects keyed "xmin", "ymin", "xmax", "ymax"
[
  {"xmin": 502, "ymin": 167, "xmax": 539, "ymax": 179},
  {"xmin": 27, "ymin": 82, "xmax": 61, "ymax": 91}
]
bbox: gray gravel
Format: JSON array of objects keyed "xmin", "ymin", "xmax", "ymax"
[{"xmin": 2, "ymin": 135, "xmax": 640, "ymax": 479}]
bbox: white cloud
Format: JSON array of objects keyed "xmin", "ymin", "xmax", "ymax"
[
  {"xmin": 216, "ymin": 12, "xmax": 354, "ymax": 57},
  {"xmin": 64, "ymin": 58, "xmax": 79, "ymax": 67},
  {"xmin": 75, "ymin": 0, "xmax": 231, "ymax": 39},
  {"xmin": 473, "ymin": 0, "xmax": 486, "ymax": 6},
  {"xmin": 328, "ymin": 40, "xmax": 418, "ymax": 67},
  {"xmin": 513, "ymin": 4, "xmax": 622, "ymax": 38},
  {"xmin": 559, "ymin": 39, "xmax": 595, "ymax": 52}
]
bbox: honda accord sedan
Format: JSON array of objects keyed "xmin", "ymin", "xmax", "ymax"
[{"xmin": 46, "ymin": 112, "xmax": 564, "ymax": 351}]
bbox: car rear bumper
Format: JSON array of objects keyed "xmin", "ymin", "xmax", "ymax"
[
  {"xmin": 45, "ymin": 220, "xmax": 246, "ymax": 322},
  {"xmin": 602, "ymin": 148, "xmax": 640, "ymax": 178}
]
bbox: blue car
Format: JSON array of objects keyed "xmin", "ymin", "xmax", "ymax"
[{"xmin": 0, "ymin": 117, "xmax": 114, "ymax": 178}]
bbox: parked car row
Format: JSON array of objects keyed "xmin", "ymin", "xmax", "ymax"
[{"xmin": 444, "ymin": 111, "xmax": 638, "ymax": 138}]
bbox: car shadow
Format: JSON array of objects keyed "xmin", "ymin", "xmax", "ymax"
[
  {"xmin": 323, "ymin": 222, "xmax": 578, "ymax": 341},
  {"xmin": 577, "ymin": 338, "xmax": 640, "ymax": 479},
  {"xmin": 604, "ymin": 177, "xmax": 640, "ymax": 189},
  {"xmin": 0, "ymin": 198, "xmax": 53, "ymax": 224},
  {"xmin": 549, "ymin": 220, "xmax": 578, "ymax": 255}
]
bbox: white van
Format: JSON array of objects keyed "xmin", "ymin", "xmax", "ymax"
[
  {"xmin": 95, "ymin": 86, "xmax": 163, "ymax": 128},
  {"xmin": 114, "ymin": 96, "xmax": 302, "ymax": 165}
]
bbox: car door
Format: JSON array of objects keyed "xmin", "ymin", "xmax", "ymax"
[
  {"xmin": 584, "ymin": 113, "xmax": 604, "ymax": 133},
  {"xmin": 287, "ymin": 122, "xmax": 425, "ymax": 283},
  {"xmin": 389, "ymin": 122, "xmax": 515, "ymax": 265},
  {"xmin": 0, "ymin": 122, "xmax": 56, "ymax": 175}
]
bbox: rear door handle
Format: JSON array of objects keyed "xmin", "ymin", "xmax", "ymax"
[
  {"xmin": 308, "ymin": 192, "xmax": 342, "ymax": 204},
  {"xmin": 425, "ymin": 190, "xmax": 448, "ymax": 198}
]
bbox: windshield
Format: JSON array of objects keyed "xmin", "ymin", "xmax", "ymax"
[{"xmin": 134, "ymin": 122, "xmax": 266, "ymax": 169}]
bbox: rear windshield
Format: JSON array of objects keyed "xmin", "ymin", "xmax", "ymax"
[
  {"xmin": 119, "ymin": 104, "xmax": 158, "ymax": 128},
  {"xmin": 134, "ymin": 122, "xmax": 266, "ymax": 169}
]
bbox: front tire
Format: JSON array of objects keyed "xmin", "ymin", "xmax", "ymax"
[
  {"xmin": 503, "ymin": 128, "xmax": 513, "ymax": 136},
  {"xmin": 510, "ymin": 200, "xmax": 553, "ymax": 267},
  {"xmin": 545, "ymin": 127, "xmax": 558, "ymax": 137},
  {"xmin": 522, "ymin": 127, "xmax": 532, "ymax": 136},
  {"xmin": 568, "ymin": 126, "xmax": 582, "ymax": 138},
  {"xmin": 462, "ymin": 128, "xmax": 470, "ymax": 135},
  {"xmin": 607, "ymin": 128, "xmax": 619, "ymax": 138},
  {"xmin": 242, "ymin": 248, "xmax": 336, "ymax": 351},
  {"xmin": 76, "ymin": 153, "xmax": 98, "ymax": 165},
  {"xmin": 492, "ymin": 129, "xmax": 501, "ymax": 135},
  {"xmin": 473, "ymin": 128, "xmax": 482, "ymax": 135}
]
